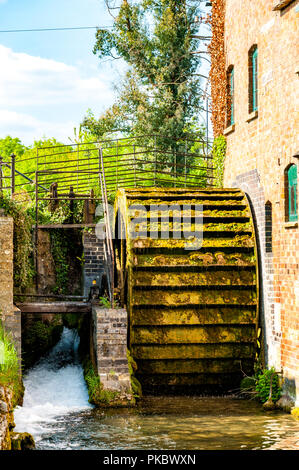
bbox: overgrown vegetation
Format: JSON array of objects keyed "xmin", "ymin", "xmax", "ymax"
[
  {"xmin": 240, "ymin": 365, "xmax": 282, "ymax": 407},
  {"xmin": 0, "ymin": 322, "xmax": 23, "ymax": 407},
  {"xmin": 83, "ymin": 359, "xmax": 122, "ymax": 406},
  {"xmin": 82, "ymin": 0, "xmax": 207, "ymax": 165},
  {"xmin": 50, "ymin": 231, "xmax": 70, "ymax": 295},
  {"xmin": 208, "ymin": 0, "xmax": 226, "ymax": 137},
  {"xmin": 256, "ymin": 367, "xmax": 281, "ymax": 404},
  {"xmin": 22, "ymin": 317, "xmax": 63, "ymax": 369},
  {"xmin": 0, "ymin": 194, "xmax": 35, "ymax": 290},
  {"xmin": 127, "ymin": 349, "xmax": 142, "ymax": 398},
  {"xmin": 212, "ymin": 135, "xmax": 226, "ymax": 188}
]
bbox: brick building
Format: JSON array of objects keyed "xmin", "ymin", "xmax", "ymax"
[{"xmin": 210, "ymin": 0, "xmax": 299, "ymax": 404}]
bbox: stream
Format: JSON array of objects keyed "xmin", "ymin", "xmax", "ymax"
[{"xmin": 14, "ymin": 328, "xmax": 299, "ymax": 450}]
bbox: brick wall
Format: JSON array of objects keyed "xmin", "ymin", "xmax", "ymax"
[
  {"xmin": 217, "ymin": 0, "xmax": 299, "ymax": 404},
  {"xmin": 83, "ymin": 229, "xmax": 104, "ymax": 298},
  {"xmin": 91, "ymin": 305, "xmax": 132, "ymax": 395}
]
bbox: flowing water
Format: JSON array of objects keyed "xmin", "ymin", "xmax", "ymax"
[{"xmin": 14, "ymin": 328, "xmax": 299, "ymax": 450}]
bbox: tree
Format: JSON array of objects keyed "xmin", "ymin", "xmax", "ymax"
[
  {"xmin": 82, "ymin": 0, "xmax": 207, "ymax": 149},
  {"xmin": 0, "ymin": 136, "xmax": 27, "ymax": 161}
]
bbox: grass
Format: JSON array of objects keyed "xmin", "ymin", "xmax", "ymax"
[
  {"xmin": 0, "ymin": 322, "xmax": 19, "ymax": 384},
  {"xmin": 0, "ymin": 321, "xmax": 23, "ymax": 406}
]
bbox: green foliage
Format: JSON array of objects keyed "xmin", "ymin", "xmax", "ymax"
[
  {"xmin": 0, "ymin": 136, "xmax": 27, "ymax": 160},
  {"xmin": 240, "ymin": 376, "xmax": 256, "ymax": 391},
  {"xmin": 256, "ymin": 367, "xmax": 281, "ymax": 404},
  {"xmin": 83, "ymin": 359, "xmax": 119, "ymax": 405},
  {"xmin": 212, "ymin": 135, "xmax": 226, "ymax": 188},
  {"xmin": 0, "ymin": 194, "xmax": 35, "ymax": 290},
  {"xmin": 82, "ymin": 1, "xmax": 205, "ymax": 153},
  {"xmin": 22, "ymin": 318, "xmax": 63, "ymax": 369},
  {"xmin": 0, "ymin": 321, "xmax": 23, "ymax": 406},
  {"xmin": 100, "ymin": 296, "xmax": 111, "ymax": 308},
  {"xmin": 0, "ymin": 321, "xmax": 19, "ymax": 385},
  {"xmin": 50, "ymin": 231, "xmax": 70, "ymax": 295}
]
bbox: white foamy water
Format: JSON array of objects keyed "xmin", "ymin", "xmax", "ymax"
[{"xmin": 14, "ymin": 327, "xmax": 92, "ymax": 439}]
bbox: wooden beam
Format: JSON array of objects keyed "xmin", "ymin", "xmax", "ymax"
[
  {"xmin": 16, "ymin": 302, "xmax": 91, "ymax": 313},
  {"xmin": 33, "ymin": 223, "xmax": 96, "ymax": 229},
  {"xmin": 273, "ymin": 0, "xmax": 295, "ymax": 10}
]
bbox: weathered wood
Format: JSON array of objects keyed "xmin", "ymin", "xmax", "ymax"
[
  {"xmin": 34, "ymin": 223, "xmax": 96, "ymax": 229},
  {"xmin": 16, "ymin": 302, "xmax": 91, "ymax": 313},
  {"xmin": 115, "ymin": 187, "xmax": 259, "ymax": 392}
]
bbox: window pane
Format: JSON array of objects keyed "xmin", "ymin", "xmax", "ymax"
[{"xmin": 288, "ymin": 164, "xmax": 298, "ymax": 222}]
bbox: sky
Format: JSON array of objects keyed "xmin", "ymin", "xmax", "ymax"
[
  {"xmin": 0, "ymin": 0, "xmax": 122, "ymax": 145},
  {"xmin": 0, "ymin": 0, "xmax": 211, "ymax": 146}
]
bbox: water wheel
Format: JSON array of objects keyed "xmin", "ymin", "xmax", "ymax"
[{"xmin": 114, "ymin": 188, "xmax": 259, "ymax": 394}]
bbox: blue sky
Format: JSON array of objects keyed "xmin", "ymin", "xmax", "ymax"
[
  {"xmin": 0, "ymin": 0, "xmax": 123, "ymax": 144},
  {"xmin": 0, "ymin": 0, "xmax": 211, "ymax": 146}
]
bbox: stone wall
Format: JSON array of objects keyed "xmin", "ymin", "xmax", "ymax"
[
  {"xmin": 83, "ymin": 229, "xmax": 104, "ymax": 298},
  {"xmin": 215, "ymin": 1, "xmax": 299, "ymax": 404},
  {"xmin": 0, "ymin": 386, "xmax": 14, "ymax": 450},
  {"xmin": 91, "ymin": 305, "xmax": 132, "ymax": 395},
  {"xmin": 0, "ymin": 214, "xmax": 21, "ymax": 361},
  {"xmin": 0, "ymin": 215, "xmax": 14, "ymax": 318}
]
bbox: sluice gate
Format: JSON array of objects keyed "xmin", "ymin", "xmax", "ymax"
[{"xmin": 114, "ymin": 188, "xmax": 259, "ymax": 393}]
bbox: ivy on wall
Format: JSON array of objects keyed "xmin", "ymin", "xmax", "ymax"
[
  {"xmin": 50, "ymin": 230, "xmax": 70, "ymax": 295},
  {"xmin": 212, "ymin": 135, "xmax": 226, "ymax": 188},
  {"xmin": 0, "ymin": 195, "xmax": 34, "ymax": 290},
  {"xmin": 208, "ymin": 0, "xmax": 226, "ymax": 137}
]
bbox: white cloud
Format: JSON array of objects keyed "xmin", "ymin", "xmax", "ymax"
[
  {"xmin": 0, "ymin": 45, "xmax": 113, "ymax": 107},
  {"xmin": 0, "ymin": 109, "xmax": 77, "ymax": 144},
  {"xmin": 0, "ymin": 44, "xmax": 115, "ymax": 144}
]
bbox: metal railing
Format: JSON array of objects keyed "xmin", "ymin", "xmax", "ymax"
[
  {"xmin": 1, "ymin": 134, "xmax": 214, "ymax": 306},
  {"xmin": 99, "ymin": 148, "xmax": 114, "ymax": 305}
]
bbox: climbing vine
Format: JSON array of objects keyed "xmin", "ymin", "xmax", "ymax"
[
  {"xmin": 0, "ymin": 194, "xmax": 34, "ymax": 290},
  {"xmin": 208, "ymin": 0, "xmax": 226, "ymax": 137},
  {"xmin": 212, "ymin": 135, "xmax": 226, "ymax": 187},
  {"xmin": 50, "ymin": 230, "xmax": 70, "ymax": 295}
]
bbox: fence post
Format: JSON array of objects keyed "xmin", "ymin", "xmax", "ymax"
[
  {"xmin": 116, "ymin": 139, "xmax": 118, "ymax": 191},
  {"xmin": 133, "ymin": 144, "xmax": 136, "ymax": 187},
  {"xmin": 11, "ymin": 153, "xmax": 15, "ymax": 196},
  {"xmin": 185, "ymin": 141, "xmax": 187, "ymax": 187},
  {"xmin": 154, "ymin": 136, "xmax": 157, "ymax": 186}
]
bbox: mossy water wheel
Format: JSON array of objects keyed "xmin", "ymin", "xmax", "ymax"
[{"xmin": 114, "ymin": 188, "xmax": 259, "ymax": 394}]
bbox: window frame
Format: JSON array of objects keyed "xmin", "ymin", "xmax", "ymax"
[
  {"xmin": 287, "ymin": 164, "xmax": 298, "ymax": 222},
  {"xmin": 248, "ymin": 45, "xmax": 258, "ymax": 114},
  {"xmin": 226, "ymin": 65, "xmax": 235, "ymax": 127}
]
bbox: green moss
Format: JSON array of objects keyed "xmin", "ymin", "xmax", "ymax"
[
  {"xmin": 83, "ymin": 359, "xmax": 135, "ymax": 407},
  {"xmin": 127, "ymin": 348, "xmax": 142, "ymax": 398},
  {"xmin": 291, "ymin": 408, "xmax": 299, "ymax": 420},
  {"xmin": 22, "ymin": 317, "xmax": 63, "ymax": 369},
  {"xmin": 63, "ymin": 313, "xmax": 85, "ymax": 331},
  {"xmin": 10, "ymin": 432, "xmax": 35, "ymax": 450},
  {"xmin": 0, "ymin": 194, "xmax": 35, "ymax": 290},
  {"xmin": 240, "ymin": 376, "xmax": 256, "ymax": 391}
]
